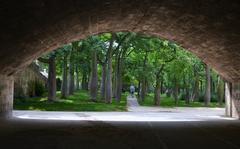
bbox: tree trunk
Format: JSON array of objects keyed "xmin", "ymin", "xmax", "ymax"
[
  {"xmin": 105, "ymin": 57, "xmax": 112, "ymax": 103},
  {"xmin": 140, "ymin": 79, "xmax": 147, "ymax": 102},
  {"xmin": 140, "ymin": 51, "xmax": 148, "ymax": 101},
  {"xmin": 86, "ymin": 71, "xmax": 90, "ymax": 90},
  {"xmin": 89, "ymin": 50, "xmax": 98, "ymax": 102},
  {"xmin": 75, "ymin": 66, "xmax": 80, "ymax": 90},
  {"xmin": 204, "ymin": 64, "xmax": 211, "ymax": 106},
  {"xmin": 115, "ymin": 46, "xmax": 129, "ymax": 102},
  {"xmin": 82, "ymin": 72, "xmax": 86, "ymax": 90},
  {"xmin": 100, "ymin": 64, "xmax": 106, "ymax": 99},
  {"xmin": 105, "ymin": 33, "xmax": 115, "ymax": 103},
  {"xmin": 81, "ymin": 72, "xmax": 88, "ymax": 90},
  {"xmin": 69, "ymin": 58, "xmax": 75, "ymax": 95},
  {"xmin": 217, "ymin": 76, "xmax": 224, "ymax": 106},
  {"xmin": 154, "ymin": 75, "xmax": 161, "ymax": 106},
  {"xmin": 211, "ymin": 75, "xmax": 215, "ymax": 96},
  {"xmin": 183, "ymin": 76, "xmax": 190, "ymax": 104},
  {"xmin": 200, "ymin": 80, "xmax": 203, "ymax": 93},
  {"xmin": 48, "ymin": 55, "xmax": 56, "ymax": 101},
  {"xmin": 186, "ymin": 86, "xmax": 190, "ymax": 103},
  {"xmin": 173, "ymin": 77, "xmax": 178, "ymax": 106},
  {"xmin": 116, "ymin": 59, "xmax": 123, "ymax": 102},
  {"xmin": 160, "ymin": 80, "xmax": 164, "ymax": 94},
  {"xmin": 61, "ymin": 52, "xmax": 68, "ymax": 98},
  {"xmin": 191, "ymin": 73, "xmax": 199, "ymax": 102},
  {"xmin": 137, "ymin": 81, "xmax": 141, "ymax": 97},
  {"xmin": 112, "ymin": 56, "xmax": 118, "ymax": 98}
]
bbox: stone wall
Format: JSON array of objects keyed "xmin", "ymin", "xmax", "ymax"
[
  {"xmin": 14, "ymin": 63, "xmax": 47, "ymax": 98},
  {"xmin": 231, "ymin": 83, "xmax": 240, "ymax": 118},
  {"xmin": 0, "ymin": 75, "xmax": 13, "ymax": 118},
  {"xmin": 225, "ymin": 82, "xmax": 240, "ymax": 119}
]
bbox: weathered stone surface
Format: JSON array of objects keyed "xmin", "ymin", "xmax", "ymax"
[
  {"xmin": 225, "ymin": 82, "xmax": 232, "ymax": 117},
  {"xmin": 231, "ymin": 82, "xmax": 240, "ymax": 118},
  {"xmin": 14, "ymin": 63, "xmax": 47, "ymax": 98},
  {"xmin": 225, "ymin": 82, "xmax": 240, "ymax": 118},
  {"xmin": 0, "ymin": 0, "xmax": 240, "ymax": 82},
  {"xmin": 0, "ymin": 75, "xmax": 14, "ymax": 118}
]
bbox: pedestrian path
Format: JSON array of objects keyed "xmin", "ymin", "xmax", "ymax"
[
  {"xmin": 127, "ymin": 95, "xmax": 175, "ymax": 112},
  {"xmin": 13, "ymin": 96, "xmax": 230, "ymax": 122},
  {"xmin": 127, "ymin": 95, "xmax": 139, "ymax": 107}
]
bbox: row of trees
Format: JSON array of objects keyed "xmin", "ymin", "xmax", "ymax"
[{"xmin": 38, "ymin": 32, "xmax": 225, "ymax": 106}]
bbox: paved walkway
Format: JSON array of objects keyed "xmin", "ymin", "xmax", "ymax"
[
  {"xmin": 12, "ymin": 96, "xmax": 234, "ymax": 121},
  {"xmin": 127, "ymin": 95, "xmax": 139, "ymax": 108},
  {"xmin": 3, "ymin": 96, "xmax": 238, "ymax": 149},
  {"xmin": 1, "ymin": 118, "xmax": 240, "ymax": 149}
]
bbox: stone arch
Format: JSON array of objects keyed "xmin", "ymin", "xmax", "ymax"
[
  {"xmin": 0, "ymin": 0, "xmax": 240, "ymax": 118},
  {"xmin": 1, "ymin": 0, "xmax": 240, "ymax": 81}
]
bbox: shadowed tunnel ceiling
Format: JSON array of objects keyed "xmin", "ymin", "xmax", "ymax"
[{"xmin": 0, "ymin": 0, "xmax": 240, "ymax": 81}]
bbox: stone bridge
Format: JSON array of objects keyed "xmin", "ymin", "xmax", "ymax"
[{"xmin": 0, "ymin": 0, "xmax": 240, "ymax": 118}]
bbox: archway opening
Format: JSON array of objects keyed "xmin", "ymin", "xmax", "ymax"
[
  {"xmin": 1, "ymin": 1, "xmax": 240, "ymax": 148},
  {"xmin": 12, "ymin": 32, "xmax": 234, "ymax": 122}
]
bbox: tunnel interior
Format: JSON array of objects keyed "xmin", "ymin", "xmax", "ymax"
[
  {"xmin": 1, "ymin": 0, "xmax": 240, "ymax": 119},
  {"xmin": 1, "ymin": 1, "xmax": 240, "ymax": 148}
]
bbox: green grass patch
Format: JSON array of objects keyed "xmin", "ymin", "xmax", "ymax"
[
  {"xmin": 14, "ymin": 90, "xmax": 127, "ymax": 111},
  {"xmin": 138, "ymin": 94, "xmax": 224, "ymax": 108}
]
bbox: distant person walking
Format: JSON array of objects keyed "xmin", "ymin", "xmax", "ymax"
[{"xmin": 130, "ymin": 84, "xmax": 135, "ymax": 97}]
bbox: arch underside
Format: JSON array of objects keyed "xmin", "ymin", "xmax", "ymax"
[{"xmin": 0, "ymin": 0, "xmax": 240, "ymax": 82}]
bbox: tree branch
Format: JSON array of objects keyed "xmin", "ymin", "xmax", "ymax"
[
  {"xmin": 38, "ymin": 57, "xmax": 49, "ymax": 63},
  {"xmin": 113, "ymin": 32, "xmax": 131, "ymax": 55}
]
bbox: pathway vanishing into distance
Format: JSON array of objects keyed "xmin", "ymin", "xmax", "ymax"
[{"xmin": 127, "ymin": 95, "xmax": 175, "ymax": 112}]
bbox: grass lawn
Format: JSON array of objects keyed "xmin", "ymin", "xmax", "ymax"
[
  {"xmin": 14, "ymin": 90, "xmax": 127, "ymax": 111},
  {"xmin": 138, "ymin": 93, "xmax": 225, "ymax": 108}
]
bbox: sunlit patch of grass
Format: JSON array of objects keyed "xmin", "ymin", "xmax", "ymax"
[
  {"xmin": 28, "ymin": 106, "xmax": 46, "ymax": 111},
  {"xmin": 39, "ymin": 97, "xmax": 47, "ymax": 102},
  {"xmin": 57, "ymin": 99, "xmax": 74, "ymax": 104}
]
